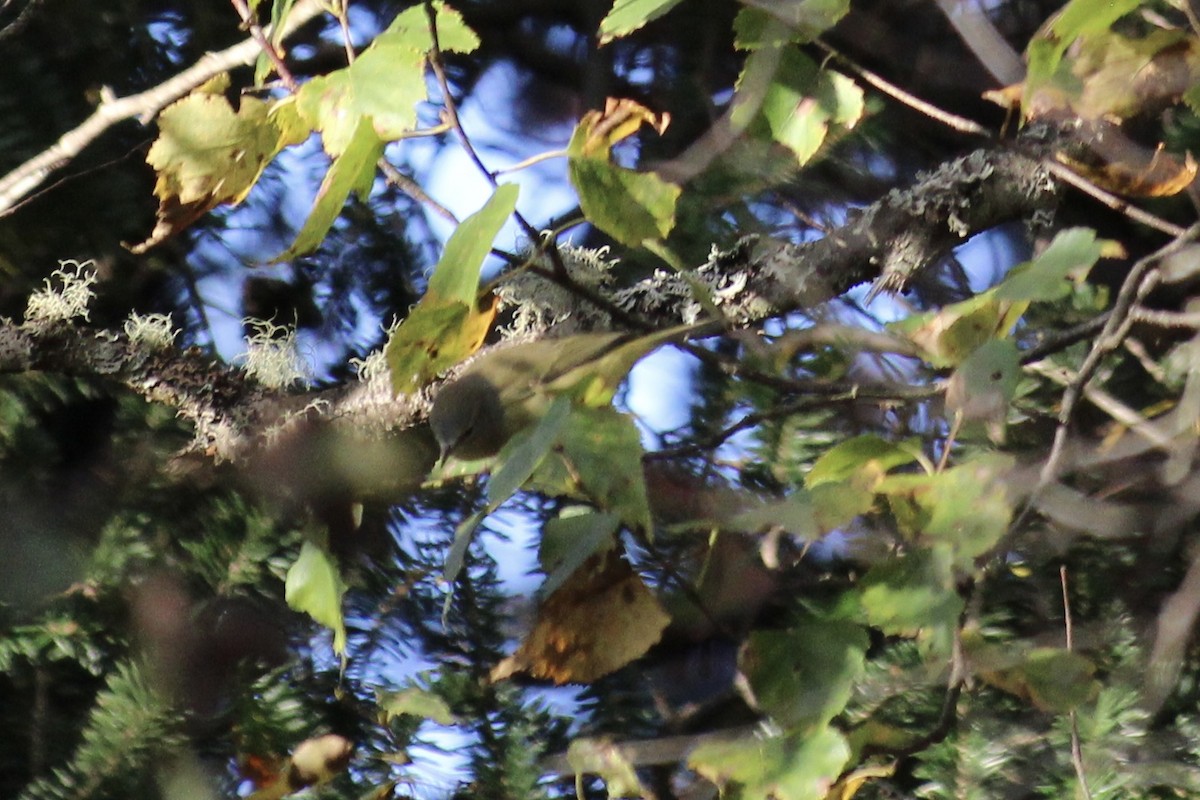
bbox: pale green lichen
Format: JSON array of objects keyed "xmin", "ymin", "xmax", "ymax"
[
  {"xmin": 350, "ymin": 318, "xmax": 401, "ymax": 384},
  {"xmin": 498, "ymin": 242, "xmax": 619, "ymax": 335},
  {"xmin": 123, "ymin": 312, "xmax": 177, "ymax": 350},
  {"xmin": 24, "ymin": 260, "xmax": 99, "ymax": 328},
  {"xmin": 240, "ymin": 319, "xmax": 308, "ymax": 389}
]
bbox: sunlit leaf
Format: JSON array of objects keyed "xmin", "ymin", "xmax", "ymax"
[
  {"xmin": 386, "ymin": 300, "xmax": 469, "ymax": 394},
  {"xmin": 805, "ymin": 435, "xmax": 920, "ymax": 489},
  {"xmin": 430, "ymin": 183, "xmax": 519, "ymax": 304},
  {"xmin": 598, "ymin": 0, "xmax": 687, "ymax": 45},
  {"xmin": 690, "ymin": 726, "xmax": 851, "ymax": 800},
  {"xmin": 295, "ymin": 2, "xmax": 478, "ymax": 155},
  {"xmin": 996, "ymin": 228, "xmax": 1105, "ymax": 302},
  {"xmin": 733, "ymin": 1, "xmax": 850, "ymax": 49},
  {"xmin": 1058, "ymin": 147, "xmax": 1199, "ymax": 198},
  {"xmin": 1025, "ymin": 0, "xmax": 1142, "ymax": 105},
  {"xmin": 377, "ymin": 687, "xmax": 457, "ymax": 725},
  {"xmin": 891, "ymin": 290, "xmax": 1025, "ymax": 367},
  {"xmin": 285, "ymin": 542, "xmax": 347, "ymax": 654},
  {"xmin": 567, "ymin": 98, "xmax": 679, "ymax": 246},
  {"xmin": 133, "ymin": 85, "xmax": 299, "ymax": 252},
  {"xmin": 386, "ymin": 186, "xmax": 517, "ymax": 394},
  {"xmin": 274, "ymin": 116, "xmax": 384, "ymax": 262},
  {"xmin": 568, "ymin": 157, "xmax": 680, "ymax": 246},
  {"xmin": 732, "ymin": 47, "xmax": 863, "ymax": 167}
]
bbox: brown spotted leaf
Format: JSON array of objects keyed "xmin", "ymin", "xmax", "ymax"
[{"xmin": 491, "ymin": 550, "xmax": 669, "ymax": 684}]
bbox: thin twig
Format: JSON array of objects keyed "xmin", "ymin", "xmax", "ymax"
[
  {"xmin": 1013, "ymin": 226, "xmax": 1200, "ymax": 532},
  {"xmin": 378, "ymin": 160, "xmax": 458, "ymax": 224},
  {"xmin": 1061, "ymin": 566, "xmax": 1093, "ymax": 799},
  {"xmin": 814, "ymin": 40, "xmax": 991, "ymax": 137},
  {"xmin": 421, "ymin": 1, "xmax": 568, "ymax": 275},
  {"xmin": 492, "ymin": 149, "xmax": 568, "ymax": 176},
  {"xmin": 1044, "ymin": 159, "xmax": 1187, "ymax": 238},
  {"xmin": 332, "ymin": 0, "xmax": 355, "ymax": 64},
  {"xmin": 1020, "ymin": 314, "xmax": 1111, "ymax": 364},
  {"xmin": 229, "ymin": 0, "xmax": 298, "ymax": 89}
]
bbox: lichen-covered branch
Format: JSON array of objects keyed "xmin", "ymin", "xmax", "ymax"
[
  {"xmin": 0, "ymin": 139, "xmax": 1065, "ymax": 502},
  {"xmin": 506, "ymin": 143, "xmax": 1061, "ymax": 330}
]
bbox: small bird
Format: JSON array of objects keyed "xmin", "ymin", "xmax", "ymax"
[
  {"xmin": 429, "ymin": 324, "xmax": 707, "ymax": 462},
  {"xmin": 428, "ymin": 332, "xmax": 626, "ymax": 462}
]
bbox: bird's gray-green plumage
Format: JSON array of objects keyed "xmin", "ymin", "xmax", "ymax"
[{"xmin": 428, "ymin": 325, "xmax": 705, "ymax": 461}]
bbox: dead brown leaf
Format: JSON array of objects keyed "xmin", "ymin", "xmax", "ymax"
[{"xmin": 491, "ymin": 550, "xmax": 669, "ymax": 684}]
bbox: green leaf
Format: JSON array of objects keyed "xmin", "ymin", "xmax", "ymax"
[
  {"xmin": 285, "ymin": 542, "xmax": 347, "ymax": 654},
  {"xmin": 996, "ymin": 228, "xmax": 1104, "ymax": 302},
  {"xmin": 568, "ymin": 156, "xmax": 680, "ymax": 246},
  {"xmin": 859, "ymin": 546, "xmax": 963, "ymax": 648},
  {"xmin": 147, "ymin": 91, "xmax": 283, "ymax": 205},
  {"xmin": 598, "ymin": 0, "xmax": 687, "ymax": 45},
  {"xmin": 889, "ymin": 289, "xmax": 1027, "ymax": 368},
  {"xmin": 275, "ymin": 116, "xmax": 384, "ymax": 262},
  {"xmin": 430, "ymin": 183, "xmax": 519, "ymax": 304},
  {"xmin": 295, "ymin": 1, "xmax": 479, "ymax": 154},
  {"xmin": 540, "ymin": 509, "xmax": 620, "ymax": 595},
  {"xmin": 805, "ymin": 435, "xmax": 920, "ymax": 488},
  {"xmin": 690, "ymin": 727, "xmax": 851, "ymax": 800},
  {"xmin": 487, "ymin": 395, "xmax": 571, "ymax": 505},
  {"xmin": 383, "ymin": 0, "xmax": 479, "ymax": 54},
  {"xmin": 134, "ymin": 87, "xmax": 303, "ymax": 252},
  {"xmin": 733, "ymin": 47, "xmax": 863, "ymax": 167},
  {"xmin": 385, "ymin": 300, "xmax": 470, "ymax": 395},
  {"xmin": 531, "ymin": 407, "xmax": 652, "ymax": 532},
  {"xmin": 384, "ymin": 185, "xmax": 517, "ymax": 394},
  {"xmin": 377, "ymin": 687, "xmax": 457, "ymax": 725},
  {"xmin": 443, "ymin": 508, "xmax": 486, "ymax": 587},
  {"xmin": 945, "ymin": 338, "xmax": 1021, "ymax": 431},
  {"xmin": 1026, "ymin": 0, "xmax": 1143, "ymax": 96},
  {"xmin": 733, "ymin": 1, "xmax": 849, "ymax": 49},
  {"xmin": 566, "ymin": 100, "xmax": 680, "ymax": 246},
  {"xmin": 877, "ymin": 455, "xmax": 1014, "ymax": 567},
  {"xmin": 254, "ymin": 0, "xmax": 299, "ymax": 84},
  {"xmin": 741, "ymin": 621, "xmax": 868, "ymax": 729}
]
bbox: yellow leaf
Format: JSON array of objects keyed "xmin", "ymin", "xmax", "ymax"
[{"xmin": 571, "ymin": 97, "xmax": 670, "ymax": 159}]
